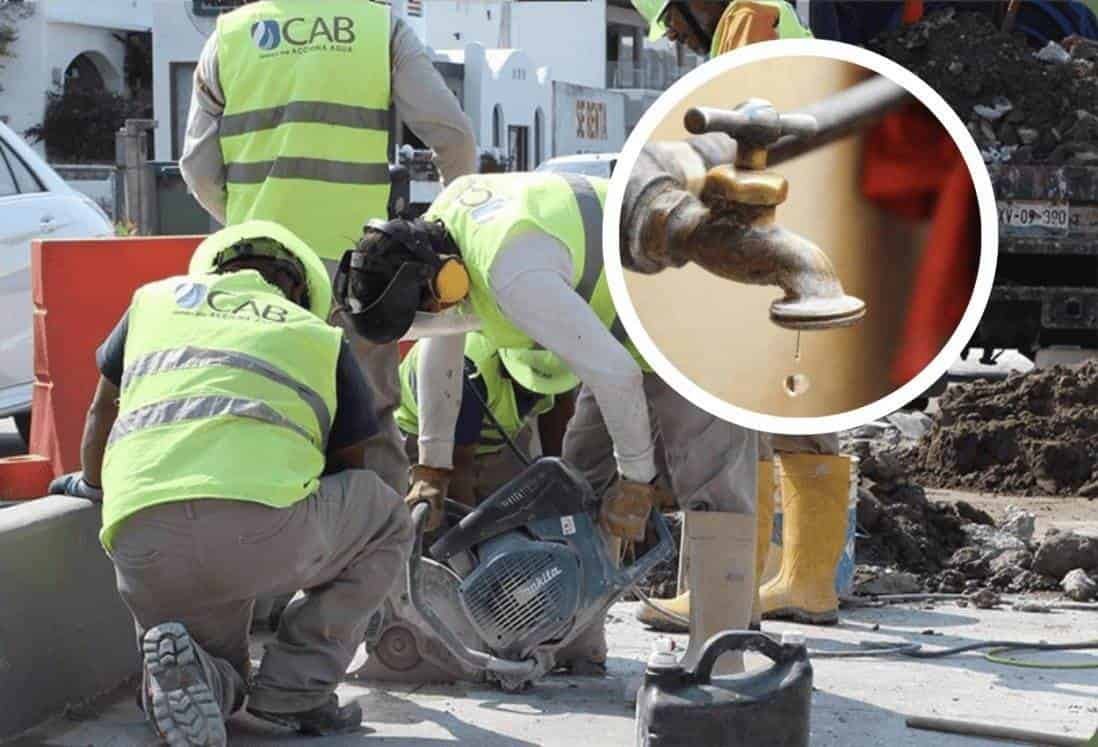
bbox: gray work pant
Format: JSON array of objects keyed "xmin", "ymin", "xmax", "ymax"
[
  {"xmin": 564, "ymin": 373, "xmax": 758, "ymax": 513},
  {"xmin": 325, "ymin": 259, "xmax": 410, "ymax": 494},
  {"xmin": 110, "ymin": 470, "xmax": 413, "ymax": 715},
  {"xmin": 557, "ymin": 374, "xmax": 757, "ymax": 663}
]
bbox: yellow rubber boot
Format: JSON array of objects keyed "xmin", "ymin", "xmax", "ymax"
[
  {"xmin": 679, "ymin": 510, "xmax": 755, "ymax": 675},
  {"xmin": 635, "ymin": 589, "xmax": 690, "ymax": 633},
  {"xmin": 759, "ymin": 454, "xmax": 850, "ymax": 626},
  {"xmin": 750, "ymin": 460, "xmax": 776, "ymax": 627}
]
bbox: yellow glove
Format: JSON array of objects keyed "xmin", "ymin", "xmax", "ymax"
[
  {"xmin": 600, "ymin": 479, "xmax": 674, "ymax": 541},
  {"xmin": 406, "ymin": 465, "xmax": 451, "ymax": 532}
]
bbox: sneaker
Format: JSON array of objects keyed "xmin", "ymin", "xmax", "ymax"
[
  {"xmin": 247, "ymin": 696, "xmax": 363, "ymax": 736},
  {"xmin": 142, "ymin": 623, "xmax": 226, "ymax": 746}
]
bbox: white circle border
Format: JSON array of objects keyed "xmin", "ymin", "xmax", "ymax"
[{"xmin": 603, "ymin": 39, "xmax": 999, "ymax": 436}]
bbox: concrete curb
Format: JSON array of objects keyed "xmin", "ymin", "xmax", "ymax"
[{"xmin": 0, "ymin": 497, "xmax": 136, "ymax": 740}]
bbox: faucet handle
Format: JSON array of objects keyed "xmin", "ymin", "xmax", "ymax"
[
  {"xmin": 685, "ymin": 100, "xmax": 819, "ymax": 149},
  {"xmin": 703, "ymin": 165, "xmax": 788, "ymax": 209}
]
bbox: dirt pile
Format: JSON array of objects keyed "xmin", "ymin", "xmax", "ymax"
[
  {"xmin": 869, "ymin": 9, "xmax": 1098, "ymax": 164},
  {"xmin": 843, "ymin": 413, "xmax": 1011, "ymax": 588},
  {"xmin": 916, "ymin": 363, "xmax": 1098, "ymax": 496}
]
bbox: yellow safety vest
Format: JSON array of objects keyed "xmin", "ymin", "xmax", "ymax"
[{"xmin": 217, "ymin": 0, "xmax": 392, "ymax": 259}]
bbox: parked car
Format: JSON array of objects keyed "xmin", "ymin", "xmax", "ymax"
[
  {"xmin": 535, "ymin": 152, "xmax": 618, "ymax": 178},
  {"xmin": 0, "ymin": 122, "xmax": 113, "ymax": 443}
]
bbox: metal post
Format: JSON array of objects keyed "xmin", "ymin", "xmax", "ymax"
[{"xmin": 115, "ymin": 118, "xmax": 158, "ymax": 235}]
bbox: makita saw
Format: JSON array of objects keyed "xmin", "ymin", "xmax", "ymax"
[{"xmin": 362, "ymin": 457, "xmax": 673, "ymax": 691}]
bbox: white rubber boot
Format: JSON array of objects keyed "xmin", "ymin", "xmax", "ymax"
[{"xmin": 678, "ymin": 510, "xmax": 756, "ymax": 676}]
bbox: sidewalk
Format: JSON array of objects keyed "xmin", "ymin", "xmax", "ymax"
[{"xmin": 16, "ymin": 600, "xmax": 1098, "ymax": 746}]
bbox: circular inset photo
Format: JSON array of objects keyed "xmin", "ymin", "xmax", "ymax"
[{"xmin": 605, "ymin": 40, "xmax": 998, "ymax": 435}]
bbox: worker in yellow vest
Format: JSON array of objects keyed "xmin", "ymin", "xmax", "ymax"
[
  {"xmin": 181, "ymin": 0, "xmax": 476, "ymax": 494},
  {"xmin": 337, "ymin": 171, "xmax": 760, "ymax": 676},
  {"xmin": 633, "ymin": 0, "xmax": 812, "ymax": 56},
  {"xmin": 395, "ymin": 333, "xmax": 559, "ymax": 505},
  {"xmin": 50, "ymin": 222, "xmax": 413, "ymax": 743}
]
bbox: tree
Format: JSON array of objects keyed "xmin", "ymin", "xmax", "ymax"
[
  {"xmin": 0, "ymin": 2, "xmax": 34, "ymax": 93},
  {"xmin": 25, "ymin": 89, "xmax": 147, "ymax": 163}
]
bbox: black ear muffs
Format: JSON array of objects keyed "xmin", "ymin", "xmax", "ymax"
[{"xmin": 364, "ymin": 218, "xmax": 470, "ymax": 304}]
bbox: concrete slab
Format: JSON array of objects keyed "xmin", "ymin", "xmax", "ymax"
[
  {"xmin": 15, "ymin": 601, "xmax": 1098, "ymax": 746},
  {"xmin": 0, "ymin": 497, "xmax": 137, "ymax": 740}
]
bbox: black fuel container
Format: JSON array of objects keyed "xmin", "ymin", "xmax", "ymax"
[{"xmin": 635, "ymin": 631, "xmax": 813, "ymax": 747}]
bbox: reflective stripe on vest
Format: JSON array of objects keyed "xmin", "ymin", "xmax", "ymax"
[
  {"xmin": 220, "ymin": 101, "xmax": 389, "ymax": 138},
  {"xmin": 108, "ymin": 395, "xmax": 316, "ymax": 448},
  {"xmin": 216, "ymin": 0, "xmax": 392, "ymax": 259},
  {"xmin": 120, "ymin": 345, "xmax": 332, "ymax": 444}
]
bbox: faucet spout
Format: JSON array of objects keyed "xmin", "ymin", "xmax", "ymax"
[{"xmin": 687, "ymin": 218, "xmax": 866, "ymax": 330}]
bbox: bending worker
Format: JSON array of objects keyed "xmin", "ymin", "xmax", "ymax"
[
  {"xmin": 396, "ymin": 332, "xmax": 559, "ymax": 506},
  {"xmin": 338, "ymin": 170, "xmax": 761, "ymax": 676},
  {"xmin": 50, "ymin": 222, "xmax": 412, "ymax": 743},
  {"xmin": 181, "ymin": 0, "xmax": 476, "ymax": 493}
]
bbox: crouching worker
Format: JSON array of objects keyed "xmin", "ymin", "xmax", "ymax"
[
  {"xmin": 50, "ymin": 221, "xmax": 413, "ymax": 745},
  {"xmin": 396, "ymin": 332, "xmax": 559, "ymax": 506}
]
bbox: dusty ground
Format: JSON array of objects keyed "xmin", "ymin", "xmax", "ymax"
[{"xmin": 14, "ymin": 601, "xmax": 1098, "ymax": 746}]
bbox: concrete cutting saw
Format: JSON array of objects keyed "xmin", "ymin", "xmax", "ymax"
[{"xmin": 361, "ymin": 457, "xmax": 673, "ymax": 691}]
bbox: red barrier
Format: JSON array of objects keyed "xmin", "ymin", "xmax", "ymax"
[{"xmin": 0, "ymin": 236, "xmax": 203, "ymax": 498}]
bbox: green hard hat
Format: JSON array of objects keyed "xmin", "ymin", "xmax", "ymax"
[
  {"xmin": 189, "ymin": 220, "xmax": 333, "ymax": 319},
  {"xmin": 633, "ymin": 0, "xmax": 670, "ymax": 40},
  {"xmin": 498, "ymin": 348, "xmax": 580, "ymax": 396}
]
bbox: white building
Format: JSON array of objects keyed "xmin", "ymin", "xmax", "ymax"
[
  {"xmin": 427, "ymin": 0, "xmax": 607, "ymax": 89},
  {"xmin": 436, "ymin": 44, "xmax": 552, "ymax": 169},
  {"xmin": 0, "ymin": 0, "xmax": 153, "ymax": 155}
]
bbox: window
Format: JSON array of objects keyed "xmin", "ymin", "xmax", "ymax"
[
  {"xmin": 492, "ymin": 105, "xmax": 503, "ymax": 148},
  {"xmin": 534, "ymin": 108, "xmax": 544, "ymax": 167},
  {"xmin": 171, "ymin": 63, "xmax": 197, "ymax": 160},
  {"xmin": 0, "ymin": 150, "xmax": 18, "ymax": 198},
  {"xmin": 0, "ymin": 142, "xmax": 45, "ymax": 194}
]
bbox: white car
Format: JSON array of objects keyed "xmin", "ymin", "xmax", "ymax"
[
  {"xmin": 535, "ymin": 152, "xmax": 618, "ymax": 178},
  {"xmin": 0, "ymin": 122, "xmax": 113, "ymax": 442}
]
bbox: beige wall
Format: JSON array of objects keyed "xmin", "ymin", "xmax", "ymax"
[{"xmin": 624, "ymin": 57, "xmax": 928, "ymax": 417}]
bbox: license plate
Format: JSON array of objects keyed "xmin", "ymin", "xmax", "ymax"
[{"xmin": 998, "ymin": 201, "xmax": 1070, "ymax": 230}]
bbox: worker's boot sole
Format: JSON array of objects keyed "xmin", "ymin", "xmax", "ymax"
[
  {"xmin": 762, "ymin": 606, "xmax": 838, "ymax": 626},
  {"xmin": 143, "ymin": 623, "xmax": 226, "ymax": 747}
]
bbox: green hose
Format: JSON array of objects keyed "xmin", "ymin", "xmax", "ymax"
[{"xmin": 984, "ymin": 645, "xmax": 1098, "ymax": 670}]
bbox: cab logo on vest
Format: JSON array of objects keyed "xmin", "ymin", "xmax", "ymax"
[
  {"xmin": 174, "ymin": 282, "xmax": 208, "ymax": 310},
  {"xmin": 251, "ymin": 17, "xmax": 357, "ymax": 57},
  {"xmin": 206, "ymin": 291, "xmax": 290, "ymax": 323},
  {"xmin": 252, "ymin": 20, "xmax": 282, "ymax": 51}
]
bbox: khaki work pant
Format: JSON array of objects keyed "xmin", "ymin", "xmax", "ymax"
[
  {"xmin": 325, "ymin": 259, "xmax": 410, "ymax": 494},
  {"xmin": 110, "ymin": 470, "xmax": 413, "ymax": 715}
]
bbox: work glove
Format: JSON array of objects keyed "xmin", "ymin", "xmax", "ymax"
[
  {"xmin": 48, "ymin": 472, "xmax": 104, "ymax": 503},
  {"xmin": 405, "ymin": 464, "xmax": 451, "ymax": 533},
  {"xmin": 599, "ymin": 478, "xmax": 674, "ymax": 542}
]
